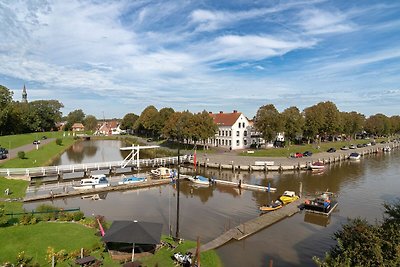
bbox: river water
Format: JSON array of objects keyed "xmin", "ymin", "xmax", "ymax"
[{"xmin": 24, "ymin": 140, "xmax": 400, "ymax": 266}]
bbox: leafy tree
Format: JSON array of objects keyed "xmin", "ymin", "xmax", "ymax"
[
  {"xmin": 389, "ymin": 115, "xmax": 400, "ymax": 135},
  {"xmin": 319, "ymin": 101, "xmax": 342, "ymax": 136},
  {"xmin": 314, "ymin": 200, "xmax": 400, "ymax": 267},
  {"xmin": 0, "ymin": 85, "xmax": 13, "ymax": 107},
  {"xmin": 282, "ymin": 106, "xmax": 304, "ymax": 144},
  {"xmin": 83, "ymin": 115, "xmax": 98, "ymax": 131},
  {"xmin": 254, "ymin": 104, "xmax": 283, "ymax": 142},
  {"xmin": 365, "ymin": 114, "xmax": 391, "ymax": 136},
  {"xmin": 120, "ymin": 113, "xmax": 139, "ymax": 130},
  {"xmin": 28, "ymin": 100, "xmax": 64, "ymax": 131},
  {"xmin": 137, "ymin": 105, "xmax": 159, "ymax": 137},
  {"xmin": 341, "ymin": 111, "xmax": 365, "ymax": 139},
  {"xmin": 65, "ymin": 109, "xmax": 85, "ymax": 130}
]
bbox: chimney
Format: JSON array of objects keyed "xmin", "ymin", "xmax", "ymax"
[
  {"xmin": 233, "ymin": 110, "xmax": 237, "ymax": 113},
  {"xmin": 209, "ymin": 111, "xmax": 212, "ymax": 114},
  {"xmin": 219, "ymin": 111, "xmax": 223, "ymax": 114}
]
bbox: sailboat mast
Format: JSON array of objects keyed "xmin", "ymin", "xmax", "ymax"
[{"xmin": 175, "ymin": 143, "xmax": 180, "ymax": 239}]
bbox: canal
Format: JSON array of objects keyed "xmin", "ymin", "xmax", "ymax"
[{"xmin": 24, "ymin": 140, "xmax": 400, "ymax": 266}]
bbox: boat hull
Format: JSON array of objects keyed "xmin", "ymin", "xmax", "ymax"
[{"xmin": 73, "ymin": 184, "xmax": 110, "ymax": 190}]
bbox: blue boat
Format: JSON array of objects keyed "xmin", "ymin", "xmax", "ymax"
[{"xmin": 118, "ymin": 176, "xmax": 147, "ymax": 185}]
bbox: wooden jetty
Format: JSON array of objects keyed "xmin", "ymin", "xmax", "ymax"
[
  {"xmin": 194, "ymin": 197, "xmax": 305, "ymax": 252},
  {"xmin": 23, "ymin": 178, "xmax": 173, "ymax": 202},
  {"xmin": 214, "ymin": 179, "xmax": 277, "ymax": 192}
]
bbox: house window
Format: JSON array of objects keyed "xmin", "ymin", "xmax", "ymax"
[
  {"xmin": 229, "ymin": 131, "xmax": 232, "ymax": 136},
  {"xmin": 219, "ymin": 130, "xmax": 221, "ymax": 136},
  {"xmin": 236, "ymin": 131, "xmax": 239, "ymax": 137},
  {"xmin": 229, "ymin": 140, "xmax": 232, "ymax": 146},
  {"xmin": 242, "ymin": 123, "xmax": 246, "ymax": 128},
  {"xmin": 244, "ymin": 140, "xmax": 247, "ymax": 145},
  {"xmin": 244, "ymin": 130, "xmax": 247, "ymax": 137},
  {"xmin": 238, "ymin": 123, "xmax": 241, "ymax": 128},
  {"xmin": 225, "ymin": 130, "xmax": 228, "ymax": 136},
  {"xmin": 236, "ymin": 140, "xmax": 240, "ymax": 146},
  {"xmin": 222, "ymin": 131, "xmax": 224, "ymax": 136}
]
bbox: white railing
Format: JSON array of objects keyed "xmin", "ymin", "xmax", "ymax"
[{"xmin": 0, "ymin": 155, "xmax": 193, "ymax": 177}]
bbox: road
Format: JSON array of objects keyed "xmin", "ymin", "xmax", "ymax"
[{"xmin": 0, "ymin": 138, "xmax": 55, "ymax": 163}]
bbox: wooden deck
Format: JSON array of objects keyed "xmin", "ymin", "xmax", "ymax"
[{"xmin": 195, "ymin": 198, "xmax": 305, "ymax": 252}]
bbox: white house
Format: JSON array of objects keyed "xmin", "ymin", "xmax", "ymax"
[{"xmin": 207, "ymin": 110, "xmax": 252, "ymax": 150}]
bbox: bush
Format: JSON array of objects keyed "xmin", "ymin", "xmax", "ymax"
[
  {"xmin": 73, "ymin": 211, "xmax": 84, "ymax": 221},
  {"xmin": 17, "ymin": 151, "xmax": 25, "ymax": 159},
  {"xmin": 36, "ymin": 204, "xmax": 60, "ymax": 221},
  {"xmin": 55, "ymin": 138, "xmax": 63, "ymax": 146},
  {"xmin": 20, "ymin": 214, "xmax": 34, "ymax": 225}
]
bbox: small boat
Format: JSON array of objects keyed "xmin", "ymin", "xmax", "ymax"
[
  {"xmin": 186, "ymin": 175, "xmax": 210, "ymax": 186},
  {"xmin": 279, "ymin": 191, "xmax": 299, "ymax": 205},
  {"xmin": 349, "ymin": 152, "xmax": 361, "ymax": 160},
  {"xmin": 303, "ymin": 191, "xmax": 338, "ymax": 215},
  {"xmin": 259, "ymin": 200, "xmax": 283, "ymax": 212},
  {"xmin": 118, "ymin": 175, "xmax": 147, "ymax": 185},
  {"xmin": 73, "ymin": 174, "xmax": 110, "ymax": 190},
  {"xmin": 150, "ymin": 167, "xmax": 176, "ymax": 179},
  {"xmin": 383, "ymin": 146, "xmax": 391, "ymax": 152},
  {"xmin": 308, "ymin": 161, "xmax": 325, "ymax": 170}
]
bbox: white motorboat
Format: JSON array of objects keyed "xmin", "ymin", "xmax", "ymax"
[
  {"xmin": 349, "ymin": 152, "xmax": 361, "ymax": 160},
  {"xmin": 150, "ymin": 167, "xmax": 176, "ymax": 179},
  {"xmin": 308, "ymin": 161, "xmax": 325, "ymax": 170},
  {"xmin": 118, "ymin": 175, "xmax": 147, "ymax": 185},
  {"xmin": 186, "ymin": 175, "xmax": 210, "ymax": 186},
  {"xmin": 73, "ymin": 174, "xmax": 110, "ymax": 190},
  {"xmin": 383, "ymin": 146, "xmax": 391, "ymax": 152}
]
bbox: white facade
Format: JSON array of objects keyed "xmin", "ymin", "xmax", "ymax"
[{"xmin": 208, "ymin": 112, "xmax": 252, "ymax": 150}]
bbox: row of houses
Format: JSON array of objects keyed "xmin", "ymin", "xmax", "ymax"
[{"xmin": 70, "ymin": 110, "xmax": 278, "ymax": 150}]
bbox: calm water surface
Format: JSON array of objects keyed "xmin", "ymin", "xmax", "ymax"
[{"xmin": 25, "ymin": 140, "xmax": 400, "ymax": 266}]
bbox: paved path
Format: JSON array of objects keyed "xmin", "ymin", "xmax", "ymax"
[{"xmin": 0, "ymin": 138, "xmax": 55, "ymax": 163}]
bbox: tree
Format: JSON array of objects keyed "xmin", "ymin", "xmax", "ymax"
[
  {"xmin": 137, "ymin": 105, "xmax": 159, "ymax": 137},
  {"xmin": 341, "ymin": 111, "xmax": 365, "ymax": 139},
  {"xmin": 314, "ymin": 200, "xmax": 400, "ymax": 267},
  {"xmin": 282, "ymin": 106, "xmax": 304, "ymax": 144},
  {"xmin": 28, "ymin": 100, "xmax": 64, "ymax": 131},
  {"xmin": 365, "ymin": 114, "xmax": 391, "ymax": 136},
  {"xmin": 254, "ymin": 104, "xmax": 283, "ymax": 142},
  {"xmin": 120, "ymin": 113, "xmax": 139, "ymax": 130},
  {"xmin": 65, "ymin": 109, "xmax": 85, "ymax": 130},
  {"xmin": 83, "ymin": 115, "xmax": 98, "ymax": 131},
  {"xmin": 319, "ymin": 101, "xmax": 341, "ymax": 136},
  {"xmin": 389, "ymin": 115, "xmax": 400, "ymax": 135},
  {"xmin": 0, "ymin": 85, "xmax": 13, "ymax": 107}
]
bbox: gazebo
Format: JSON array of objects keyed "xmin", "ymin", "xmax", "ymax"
[{"xmin": 102, "ymin": 220, "xmax": 163, "ymax": 262}]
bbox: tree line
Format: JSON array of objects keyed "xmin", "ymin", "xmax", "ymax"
[
  {"xmin": 254, "ymin": 101, "xmax": 400, "ymax": 144},
  {"xmin": 1, "ymin": 84, "xmax": 399, "ymax": 143}
]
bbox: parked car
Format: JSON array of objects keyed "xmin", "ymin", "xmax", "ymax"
[
  {"xmin": 349, "ymin": 144, "xmax": 356, "ymax": 149},
  {"xmin": 42, "ymin": 135, "xmax": 47, "ymax": 140},
  {"xmin": 0, "ymin": 152, "xmax": 7, "ymax": 159},
  {"xmin": 327, "ymin": 147, "xmax": 336, "ymax": 153},
  {"xmin": 0, "ymin": 147, "xmax": 8, "ymax": 154},
  {"xmin": 146, "ymin": 138, "xmax": 153, "ymax": 142},
  {"xmin": 303, "ymin": 151, "xmax": 313, "ymax": 157},
  {"xmin": 33, "ymin": 140, "xmax": 41, "ymax": 145},
  {"xmin": 292, "ymin": 152, "xmax": 303, "ymax": 158},
  {"xmin": 357, "ymin": 144, "xmax": 363, "ymax": 148},
  {"xmin": 340, "ymin": 146, "xmax": 349, "ymax": 150}
]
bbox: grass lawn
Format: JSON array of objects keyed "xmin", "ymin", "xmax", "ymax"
[
  {"xmin": 0, "ymin": 222, "xmax": 101, "ymax": 266},
  {"xmin": 0, "ymin": 131, "xmax": 65, "ymax": 150},
  {"xmin": 0, "ymin": 137, "xmax": 75, "ymax": 168},
  {"xmin": 141, "ymin": 236, "xmax": 222, "ymax": 267},
  {"xmin": 0, "ymin": 177, "xmax": 29, "ymax": 213}
]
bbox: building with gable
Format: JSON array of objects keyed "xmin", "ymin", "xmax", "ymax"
[{"xmin": 207, "ymin": 110, "xmax": 252, "ymax": 150}]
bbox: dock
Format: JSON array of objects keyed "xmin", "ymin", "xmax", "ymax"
[
  {"xmin": 213, "ymin": 179, "xmax": 277, "ymax": 192},
  {"xmin": 194, "ymin": 198, "xmax": 304, "ymax": 252}
]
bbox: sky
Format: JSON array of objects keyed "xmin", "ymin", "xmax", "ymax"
[{"xmin": 1, "ymin": 0, "xmax": 400, "ymax": 119}]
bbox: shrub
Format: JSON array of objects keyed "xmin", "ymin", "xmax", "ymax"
[
  {"xmin": 20, "ymin": 214, "xmax": 34, "ymax": 225},
  {"xmin": 73, "ymin": 211, "xmax": 84, "ymax": 221},
  {"xmin": 55, "ymin": 138, "xmax": 63, "ymax": 146},
  {"xmin": 36, "ymin": 204, "xmax": 60, "ymax": 221},
  {"xmin": 17, "ymin": 151, "xmax": 25, "ymax": 159}
]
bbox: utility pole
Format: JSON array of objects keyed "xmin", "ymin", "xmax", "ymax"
[{"xmin": 175, "ymin": 141, "xmax": 180, "ymax": 239}]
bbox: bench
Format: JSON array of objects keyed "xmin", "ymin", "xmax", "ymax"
[{"xmin": 254, "ymin": 161, "xmax": 274, "ymax": 166}]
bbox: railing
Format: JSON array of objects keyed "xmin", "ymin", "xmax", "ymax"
[{"xmin": 0, "ymin": 155, "xmax": 193, "ymax": 177}]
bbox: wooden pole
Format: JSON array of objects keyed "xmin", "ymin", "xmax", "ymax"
[{"xmin": 131, "ymin": 243, "xmax": 135, "ymax": 262}]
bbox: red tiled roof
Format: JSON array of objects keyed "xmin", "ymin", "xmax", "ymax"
[
  {"xmin": 209, "ymin": 112, "xmax": 242, "ymax": 126},
  {"xmin": 72, "ymin": 123, "xmax": 84, "ymax": 128}
]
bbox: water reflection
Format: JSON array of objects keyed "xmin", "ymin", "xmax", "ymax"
[{"xmin": 27, "ymin": 141, "xmax": 400, "ymax": 266}]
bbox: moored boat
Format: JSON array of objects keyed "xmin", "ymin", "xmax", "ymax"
[
  {"xmin": 303, "ymin": 191, "xmax": 338, "ymax": 215},
  {"xmin": 349, "ymin": 152, "xmax": 361, "ymax": 160},
  {"xmin": 150, "ymin": 167, "xmax": 176, "ymax": 179},
  {"xmin": 383, "ymin": 146, "xmax": 391, "ymax": 152},
  {"xmin": 118, "ymin": 175, "xmax": 147, "ymax": 185},
  {"xmin": 186, "ymin": 175, "xmax": 210, "ymax": 186},
  {"xmin": 73, "ymin": 174, "xmax": 110, "ymax": 190},
  {"xmin": 308, "ymin": 161, "xmax": 325, "ymax": 170},
  {"xmin": 259, "ymin": 200, "xmax": 283, "ymax": 212},
  {"xmin": 279, "ymin": 191, "xmax": 299, "ymax": 205}
]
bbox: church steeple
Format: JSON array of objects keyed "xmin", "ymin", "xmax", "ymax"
[{"xmin": 22, "ymin": 84, "xmax": 27, "ymax": 103}]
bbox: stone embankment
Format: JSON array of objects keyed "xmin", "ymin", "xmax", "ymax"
[{"xmin": 194, "ymin": 142, "xmax": 399, "ymax": 172}]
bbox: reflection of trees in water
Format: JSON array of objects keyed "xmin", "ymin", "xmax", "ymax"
[{"xmin": 66, "ymin": 142, "xmax": 84, "ymax": 162}]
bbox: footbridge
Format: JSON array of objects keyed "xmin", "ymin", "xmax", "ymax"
[{"xmin": 0, "ymin": 155, "xmax": 193, "ymax": 179}]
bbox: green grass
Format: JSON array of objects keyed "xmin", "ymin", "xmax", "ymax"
[
  {"xmin": 0, "ymin": 222, "xmax": 101, "ymax": 266},
  {"xmin": 240, "ymin": 138, "xmax": 388, "ymax": 157},
  {"xmin": 140, "ymin": 236, "xmax": 222, "ymax": 267},
  {"xmin": 0, "ymin": 177, "xmax": 28, "ymax": 213},
  {"xmin": 0, "ymin": 131, "xmax": 65, "ymax": 150},
  {"xmin": 0, "ymin": 137, "xmax": 75, "ymax": 168}
]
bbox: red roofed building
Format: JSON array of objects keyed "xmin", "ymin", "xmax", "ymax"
[{"xmin": 208, "ymin": 110, "xmax": 251, "ymax": 150}]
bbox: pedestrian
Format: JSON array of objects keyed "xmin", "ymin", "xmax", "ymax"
[
  {"xmin": 238, "ymin": 179, "xmax": 242, "ymax": 188},
  {"xmin": 50, "ymin": 190, "xmax": 54, "ymax": 199}
]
